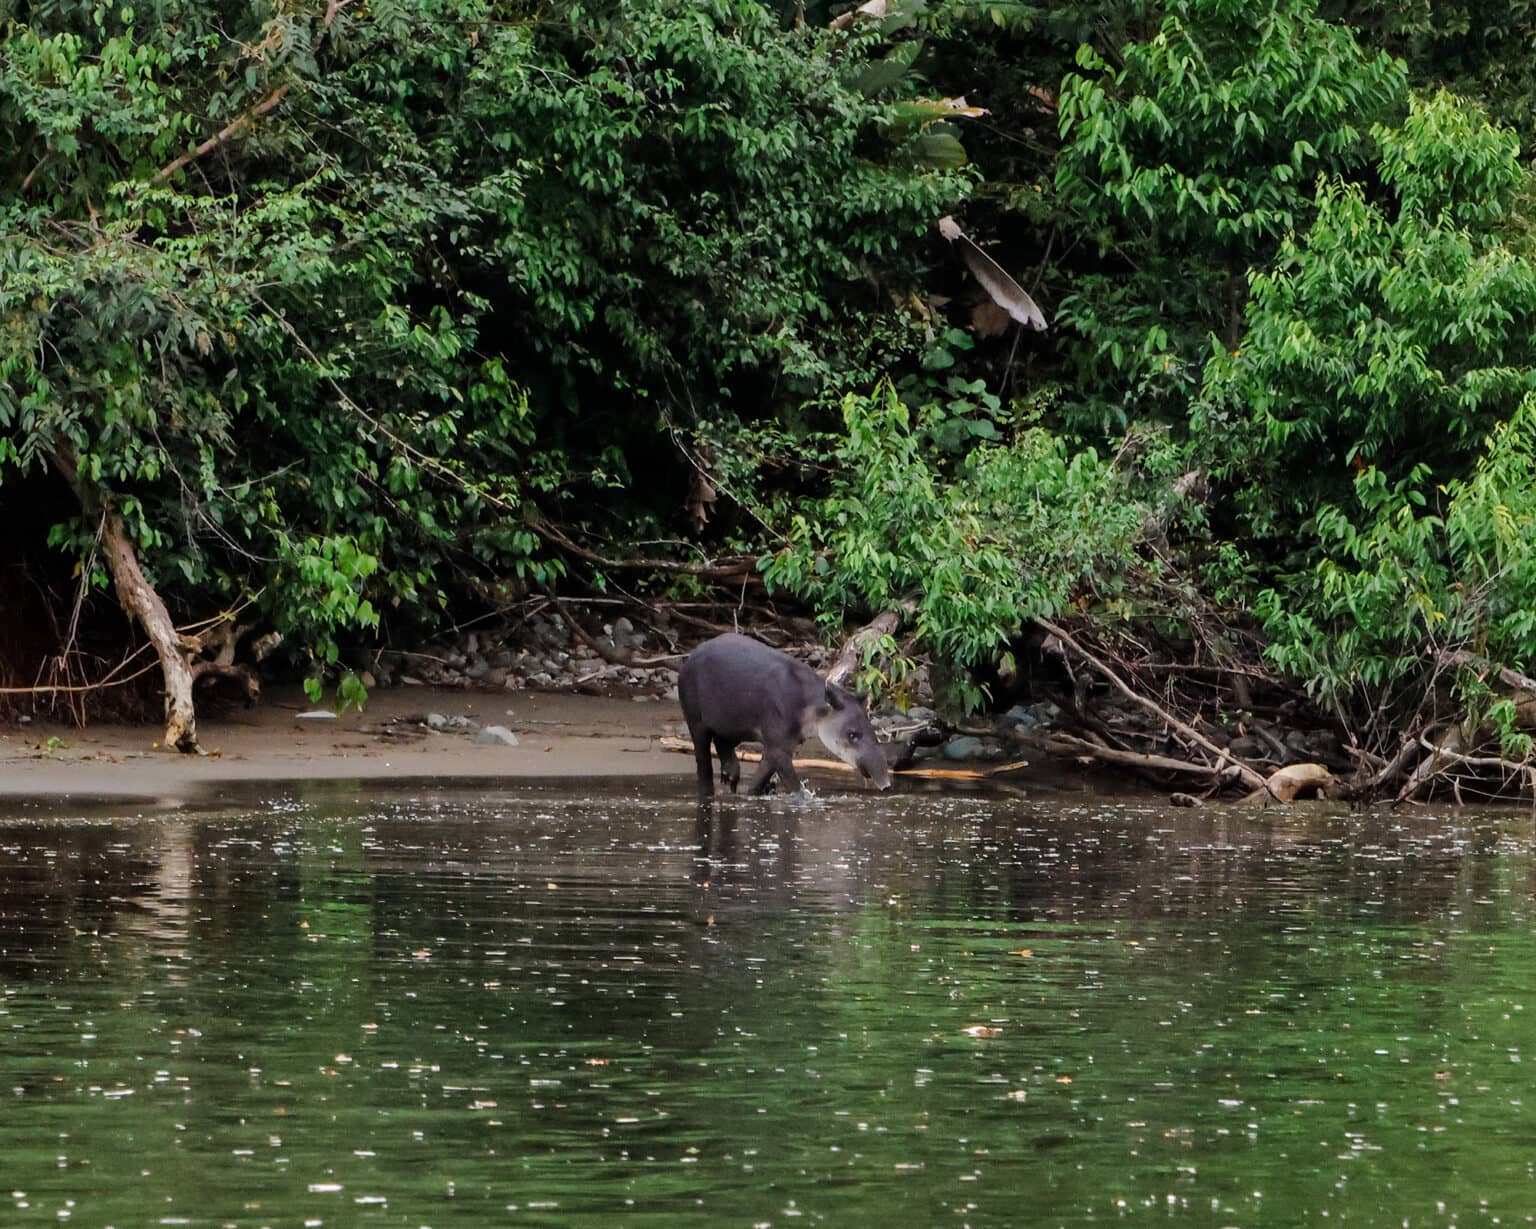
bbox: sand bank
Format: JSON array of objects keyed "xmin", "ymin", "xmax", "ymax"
[{"xmin": 0, "ymin": 686, "xmax": 690, "ymax": 801}]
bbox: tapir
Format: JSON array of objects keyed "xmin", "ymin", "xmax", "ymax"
[{"xmin": 677, "ymin": 633, "xmax": 892, "ymax": 798}]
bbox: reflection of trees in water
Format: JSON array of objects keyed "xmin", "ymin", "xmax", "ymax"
[
  {"xmin": 0, "ymin": 795, "xmax": 1527, "ymax": 1048},
  {"xmin": 0, "ymin": 820, "xmax": 179, "ymax": 982},
  {"xmin": 0, "ymin": 810, "xmax": 312, "ymax": 986},
  {"xmin": 896, "ymin": 804, "xmax": 1486, "ymax": 931},
  {"xmin": 0, "ymin": 791, "xmax": 1532, "ymax": 1229}
]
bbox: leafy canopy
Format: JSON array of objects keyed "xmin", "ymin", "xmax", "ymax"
[
  {"xmin": 0, "ymin": 0, "xmax": 967, "ymax": 690},
  {"xmin": 1053, "ymin": 0, "xmax": 1404, "ymax": 434}
]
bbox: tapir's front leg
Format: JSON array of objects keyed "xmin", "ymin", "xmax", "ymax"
[
  {"xmin": 717, "ymin": 740, "xmax": 742, "ymax": 794},
  {"xmin": 749, "ymin": 747, "xmax": 803, "ymax": 796}
]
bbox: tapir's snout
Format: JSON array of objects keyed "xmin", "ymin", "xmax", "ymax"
[{"xmin": 863, "ymin": 753, "xmax": 892, "ymax": 791}]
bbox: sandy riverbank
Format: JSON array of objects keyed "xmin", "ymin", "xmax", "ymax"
[{"xmin": 0, "ymin": 686, "xmax": 691, "ymax": 800}]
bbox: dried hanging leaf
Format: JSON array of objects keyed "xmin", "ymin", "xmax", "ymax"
[
  {"xmin": 829, "ymin": 0, "xmax": 888, "ymax": 30},
  {"xmin": 687, "ymin": 470, "xmax": 717, "ymax": 532},
  {"xmin": 897, "ymin": 96, "xmax": 989, "ymax": 122},
  {"xmin": 938, "ymin": 216, "xmax": 1047, "ymax": 332},
  {"xmin": 904, "ymin": 95, "xmax": 989, "ymax": 120},
  {"xmin": 1025, "ymin": 85, "xmax": 1057, "ymax": 114}
]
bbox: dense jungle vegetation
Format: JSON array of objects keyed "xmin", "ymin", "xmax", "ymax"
[{"xmin": 7, "ymin": 0, "xmax": 1536, "ymax": 798}]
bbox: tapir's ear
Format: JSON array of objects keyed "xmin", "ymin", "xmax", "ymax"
[
  {"xmin": 824, "ymin": 684, "xmax": 845, "ymax": 710},
  {"xmin": 856, "ymin": 689, "xmax": 871, "ymax": 710}
]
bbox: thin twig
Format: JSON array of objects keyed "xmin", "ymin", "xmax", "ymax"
[{"xmin": 534, "ymin": 519, "xmax": 760, "ymax": 580}]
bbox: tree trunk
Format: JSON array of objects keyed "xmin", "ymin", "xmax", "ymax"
[
  {"xmin": 97, "ymin": 505, "xmax": 199, "ymax": 750},
  {"xmin": 824, "ymin": 604, "xmax": 914, "ymax": 687},
  {"xmin": 50, "ymin": 448, "xmax": 199, "ymax": 752}
]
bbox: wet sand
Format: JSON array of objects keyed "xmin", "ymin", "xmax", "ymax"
[{"xmin": 0, "ymin": 686, "xmax": 690, "ymax": 800}]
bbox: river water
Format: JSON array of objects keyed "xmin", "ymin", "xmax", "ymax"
[{"xmin": 1, "ymin": 779, "xmax": 1533, "ymax": 1226}]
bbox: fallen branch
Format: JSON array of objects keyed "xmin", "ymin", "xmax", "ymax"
[
  {"xmin": 190, "ymin": 660, "xmax": 260, "ymax": 704},
  {"xmin": 1395, "ymin": 727, "xmax": 1536, "ymax": 802},
  {"xmin": 546, "ymin": 595, "xmax": 682, "ymax": 667},
  {"xmin": 1035, "ymin": 617, "xmax": 1268, "ymax": 793},
  {"xmin": 1033, "ymin": 732, "xmax": 1246, "ymax": 783},
  {"xmin": 51, "ymin": 446, "xmax": 199, "ymax": 751},
  {"xmin": 1394, "ymin": 727, "xmax": 1469, "ymax": 804},
  {"xmin": 534, "ymin": 521, "xmax": 761, "ymax": 581},
  {"xmin": 0, "ymin": 655, "xmax": 161, "ymax": 696},
  {"xmin": 1339, "ymin": 732, "xmax": 1424, "ymax": 799},
  {"xmin": 1242, "ymin": 762, "xmax": 1332, "ymax": 804},
  {"xmin": 1439, "ymin": 649, "xmax": 1536, "ymax": 696},
  {"xmin": 1124, "ymin": 660, "xmax": 1278, "ymax": 681}
]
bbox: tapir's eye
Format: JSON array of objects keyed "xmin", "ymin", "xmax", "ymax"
[{"xmin": 847, "ymin": 731, "xmax": 861, "ymax": 743}]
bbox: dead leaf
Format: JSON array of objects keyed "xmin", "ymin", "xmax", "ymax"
[
  {"xmin": 1025, "ymin": 84, "xmax": 1057, "ymax": 113},
  {"xmin": 938, "ymin": 216, "xmax": 1047, "ymax": 332},
  {"xmin": 687, "ymin": 470, "xmax": 717, "ymax": 532},
  {"xmin": 963, "ymin": 1025, "xmax": 1003, "ymax": 1039}
]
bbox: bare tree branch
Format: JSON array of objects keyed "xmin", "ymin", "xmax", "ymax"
[{"xmin": 149, "ymin": 84, "xmax": 292, "ymax": 187}]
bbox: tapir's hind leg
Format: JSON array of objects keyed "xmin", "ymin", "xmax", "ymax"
[{"xmin": 688, "ymin": 725, "xmax": 714, "ymax": 798}]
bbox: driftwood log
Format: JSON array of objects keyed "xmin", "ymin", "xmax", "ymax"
[
  {"xmin": 1035, "ymin": 617, "xmax": 1269, "ymax": 794},
  {"xmin": 657, "ymin": 736, "xmax": 1028, "ymax": 782}
]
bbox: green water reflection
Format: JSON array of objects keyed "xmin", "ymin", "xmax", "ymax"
[{"xmin": 1, "ymin": 783, "xmax": 1533, "ymax": 1226}]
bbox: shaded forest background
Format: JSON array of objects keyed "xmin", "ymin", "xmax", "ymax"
[{"xmin": 8, "ymin": 0, "xmax": 1536, "ymax": 796}]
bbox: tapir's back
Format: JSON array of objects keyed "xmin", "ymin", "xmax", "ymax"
[{"xmin": 678, "ymin": 633, "xmax": 818, "ymax": 742}]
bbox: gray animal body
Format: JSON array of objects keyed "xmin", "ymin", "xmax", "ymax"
[{"xmin": 677, "ymin": 633, "xmax": 892, "ymax": 797}]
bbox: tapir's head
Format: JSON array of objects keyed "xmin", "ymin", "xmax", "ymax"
[{"xmin": 814, "ymin": 684, "xmax": 891, "ymax": 790}]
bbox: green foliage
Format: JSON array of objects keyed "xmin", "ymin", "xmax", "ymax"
[
  {"xmin": 894, "ymin": 327, "xmax": 1011, "ymax": 452},
  {"xmin": 1258, "ymin": 396, "xmax": 1536, "ymax": 746},
  {"xmin": 14, "ymin": 0, "xmax": 1536, "ymax": 766},
  {"xmin": 1, "ymin": 0, "xmax": 966, "ymax": 685},
  {"xmin": 457, "ymin": 0, "xmax": 968, "ymax": 397},
  {"xmin": 1188, "ymin": 88, "xmax": 1536, "ymax": 743},
  {"xmin": 762, "ymin": 382, "xmax": 1145, "ymax": 699},
  {"xmin": 1200, "ymin": 91, "xmax": 1536, "ymax": 537},
  {"xmin": 1053, "ymin": 0, "xmax": 1404, "ymax": 434},
  {"xmin": 1326, "ymin": 0, "xmax": 1536, "ymax": 142}
]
